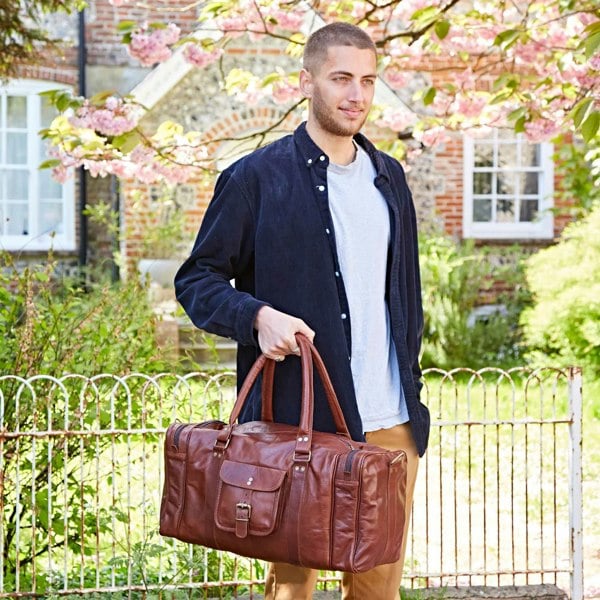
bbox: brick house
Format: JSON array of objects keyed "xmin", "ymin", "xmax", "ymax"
[{"xmin": 1, "ymin": 1, "xmax": 571, "ymax": 287}]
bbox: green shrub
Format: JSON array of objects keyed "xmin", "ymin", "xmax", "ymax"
[
  {"xmin": 419, "ymin": 234, "xmax": 529, "ymax": 370},
  {"xmin": 0, "ymin": 251, "xmax": 167, "ymax": 377},
  {"xmin": 521, "ymin": 204, "xmax": 600, "ymax": 377}
]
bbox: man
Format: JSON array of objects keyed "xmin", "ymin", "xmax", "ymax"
[{"xmin": 175, "ymin": 22, "xmax": 429, "ymax": 600}]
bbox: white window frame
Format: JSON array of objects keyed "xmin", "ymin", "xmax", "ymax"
[
  {"xmin": 463, "ymin": 132, "xmax": 554, "ymax": 240},
  {"xmin": 0, "ymin": 79, "xmax": 75, "ymax": 252}
]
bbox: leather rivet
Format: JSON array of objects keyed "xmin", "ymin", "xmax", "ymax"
[
  {"xmin": 300, "ymin": 466, "xmax": 306, "ymax": 472},
  {"xmin": 298, "ymin": 437, "xmax": 303, "ymax": 442},
  {"xmin": 303, "ymin": 436, "xmax": 309, "ymax": 442}
]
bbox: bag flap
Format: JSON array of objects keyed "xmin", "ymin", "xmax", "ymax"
[{"xmin": 219, "ymin": 460, "xmax": 286, "ymax": 492}]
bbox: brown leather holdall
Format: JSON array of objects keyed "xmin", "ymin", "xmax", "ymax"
[{"xmin": 159, "ymin": 333, "xmax": 407, "ymax": 573}]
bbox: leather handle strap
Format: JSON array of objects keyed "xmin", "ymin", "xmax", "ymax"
[
  {"xmin": 261, "ymin": 334, "xmax": 350, "ymax": 437},
  {"xmin": 215, "ymin": 334, "xmax": 350, "ymax": 451}
]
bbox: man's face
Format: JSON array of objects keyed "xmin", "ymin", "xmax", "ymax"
[{"xmin": 302, "ymin": 45, "xmax": 377, "ymax": 138}]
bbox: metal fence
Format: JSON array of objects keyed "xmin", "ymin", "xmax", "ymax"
[{"xmin": 0, "ymin": 367, "xmax": 583, "ymax": 599}]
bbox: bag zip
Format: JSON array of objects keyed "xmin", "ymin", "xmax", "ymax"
[
  {"xmin": 343, "ymin": 449, "xmax": 360, "ymax": 478},
  {"xmin": 173, "ymin": 423, "xmax": 188, "ymax": 449}
]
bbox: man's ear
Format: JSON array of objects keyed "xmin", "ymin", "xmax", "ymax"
[{"xmin": 299, "ymin": 68, "xmax": 313, "ymax": 99}]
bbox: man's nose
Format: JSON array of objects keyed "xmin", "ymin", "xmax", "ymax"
[{"xmin": 347, "ymin": 80, "xmax": 364, "ymax": 103}]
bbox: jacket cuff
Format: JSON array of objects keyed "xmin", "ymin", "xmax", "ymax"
[{"xmin": 236, "ymin": 297, "xmax": 270, "ymax": 347}]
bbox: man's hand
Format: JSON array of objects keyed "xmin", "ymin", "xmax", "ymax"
[{"xmin": 254, "ymin": 306, "xmax": 315, "ymax": 361}]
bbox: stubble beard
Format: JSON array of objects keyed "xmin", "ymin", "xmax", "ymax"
[{"xmin": 311, "ymin": 87, "xmax": 368, "ymax": 138}]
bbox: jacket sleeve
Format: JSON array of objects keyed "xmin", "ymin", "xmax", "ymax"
[{"xmin": 174, "ymin": 169, "xmax": 268, "ymax": 347}]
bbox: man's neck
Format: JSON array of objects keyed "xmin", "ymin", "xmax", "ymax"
[{"xmin": 305, "ymin": 121, "xmax": 357, "ymax": 166}]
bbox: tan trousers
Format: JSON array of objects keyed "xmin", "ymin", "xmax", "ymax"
[{"xmin": 264, "ymin": 423, "xmax": 420, "ymax": 600}]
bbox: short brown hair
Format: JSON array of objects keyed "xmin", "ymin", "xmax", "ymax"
[{"xmin": 303, "ymin": 22, "xmax": 377, "ymax": 73}]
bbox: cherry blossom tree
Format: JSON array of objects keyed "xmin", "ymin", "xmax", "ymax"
[{"xmin": 40, "ymin": 0, "xmax": 600, "ymax": 187}]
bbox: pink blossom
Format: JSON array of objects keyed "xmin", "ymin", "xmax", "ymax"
[
  {"xmin": 271, "ymin": 9, "xmax": 305, "ymax": 31},
  {"xmin": 383, "ymin": 68, "xmax": 412, "ymax": 90},
  {"xmin": 375, "ymin": 106, "xmax": 417, "ymax": 132},
  {"xmin": 128, "ymin": 24, "xmax": 181, "ymax": 67},
  {"xmin": 183, "ymin": 44, "xmax": 223, "ymax": 68},
  {"xmin": 216, "ymin": 16, "xmax": 247, "ymax": 38},
  {"xmin": 455, "ymin": 95, "xmax": 488, "ymax": 119},
  {"xmin": 272, "ymin": 79, "xmax": 301, "ymax": 104},
  {"xmin": 524, "ymin": 118, "xmax": 561, "ymax": 143},
  {"xmin": 415, "ymin": 125, "xmax": 450, "ymax": 147},
  {"xmin": 69, "ymin": 98, "xmax": 141, "ymax": 137},
  {"xmin": 51, "ymin": 164, "xmax": 70, "ymax": 184}
]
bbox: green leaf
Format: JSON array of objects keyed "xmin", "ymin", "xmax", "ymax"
[
  {"xmin": 581, "ymin": 111, "xmax": 600, "ymax": 143},
  {"xmin": 493, "ymin": 29, "xmax": 521, "ymax": 50},
  {"xmin": 423, "ymin": 87, "xmax": 437, "ymax": 106},
  {"xmin": 89, "ymin": 90, "xmax": 117, "ymax": 107},
  {"xmin": 56, "ymin": 92, "xmax": 74, "ymax": 112},
  {"xmin": 507, "ymin": 107, "xmax": 527, "ymax": 122},
  {"xmin": 583, "ymin": 21, "xmax": 600, "ymax": 36},
  {"xmin": 571, "ymin": 97, "xmax": 594, "ymax": 128},
  {"xmin": 490, "ymin": 90, "xmax": 514, "ymax": 104},
  {"xmin": 583, "ymin": 31, "xmax": 600, "ymax": 59},
  {"xmin": 117, "ymin": 20, "xmax": 137, "ymax": 32},
  {"xmin": 111, "ymin": 130, "xmax": 143, "ymax": 153},
  {"xmin": 434, "ymin": 20, "xmax": 450, "ymax": 40},
  {"xmin": 38, "ymin": 159, "xmax": 61, "ymax": 170},
  {"xmin": 514, "ymin": 116, "xmax": 526, "ymax": 133},
  {"xmin": 410, "ymin": 6, "xmax": 440, "ymax": 23}
]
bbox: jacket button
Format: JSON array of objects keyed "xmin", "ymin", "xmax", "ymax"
[
  {"xmin": 317, "ymin": 185, "xmax": 325, "ymax": 191},
  {"xmin": 319, "ymin": 155, "xmax": 326, "ymax": 161},
  {"xmin": 335, "ymin": 271, "xmax": 340, "ymax": 277},
  {"xmin": 341, "ymin": 313, "xmax": 347, "ymax": 319},
  {"xmin": 307, "ymin": 159, "xmax": 312, "ymax": 165},
  {"xmin": 325, "ymin": 228, "xmax": 330, "ymax": 234}
]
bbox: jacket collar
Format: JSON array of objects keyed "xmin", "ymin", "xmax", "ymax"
[{"xmin": 293, "ymin": 122, "xmax": 391, "ymax": 183}]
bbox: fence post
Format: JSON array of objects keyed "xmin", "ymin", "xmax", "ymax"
[{"xmin": 568, "ymin": 367, "xmax": 583, "ymax": 600}]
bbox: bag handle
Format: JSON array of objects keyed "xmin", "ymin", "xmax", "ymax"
[
  {"xmin": 214, "ymin": 334, "xmax": 351, "ymax": 460},
  {"xmin": 261, "ymin": 335, "xmax": 349, "ymax": 437}
]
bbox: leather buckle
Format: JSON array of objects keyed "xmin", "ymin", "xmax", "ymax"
[
  {"xmin": 213, "ymin": 436, "xmax": 231, "ymax": 453},
  {"xmin": 293, "ymin": 450, "xmax": 311, "ymax": 463},
  {"xmin": 235, "ymin": 502, "xmax": 252, "ymax": 538}
]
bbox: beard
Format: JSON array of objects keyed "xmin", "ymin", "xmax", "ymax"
[{"xmin": 311, "ymin": 84, "xmax": 369, "ymax": 137}]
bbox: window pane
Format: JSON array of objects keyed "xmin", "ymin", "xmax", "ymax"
[
  {"xmin": 474, "ymin": 143, "xmax": 493, "ymax": 167},
  {"xmin": 7, "ymin": 170, "xmax": 28, "ymax": 199},
  {"xmin": 7, "ymin": 96, "xmax": 27, "ymax": 128},
  {"xmin": 41, "ymin": 96, "xmax": 57, "ymax": 127},
  {"xmin": 473, "ymin": 198, "xmax": 492, "ymax": 222},
  {"xmin": 520, "ymin": 171, "xmax": 539, "ymax": 195},
  {"xmin": 6, "ymin": 202, "xmax": 29, "ymax": 235},
  {"xmin": 7, "ymin": 132, "xmax": 27, "ymax": 164},
  {"xmin": 39, "ymin": 168, "xmax": 63, "ymax": 199},
  {"xmin": 497, "ymin": 198, "xmax": 515, "ymax": 223},
  {"xmin": 498, "ymin": 143, "xmax": 518, "ymax": 169},
  {"xmin": 520, "ymin": 199, "xmax": 539, "ymax": 222},
  {"xmin": 521, "ymin": 143, "xmax": 540, "ymax": 167},
  {"xmin": 40, "ymin": 201, "xmax": 64, "ymax": 234},
  {"xmin": 473, "ymin": 172, "xmax": 492, "ymax": 194},
  {"xmin": 497, "ymin": 173, "xmax": 516, "ymax": 195}
]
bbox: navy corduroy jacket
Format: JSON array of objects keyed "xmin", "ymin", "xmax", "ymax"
[{"xmin": 174, "ymin": 122, "xmax": 430, "ymax": 456}]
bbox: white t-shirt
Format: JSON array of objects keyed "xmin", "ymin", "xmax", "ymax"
[{"xmin": 327, "ymin": 144, "xmax": 409, "ymax": 431}]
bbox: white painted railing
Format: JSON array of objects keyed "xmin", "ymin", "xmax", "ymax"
[{"xmin": 0, "ymin": 367, "xmax": 583, "ymax": 598}]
